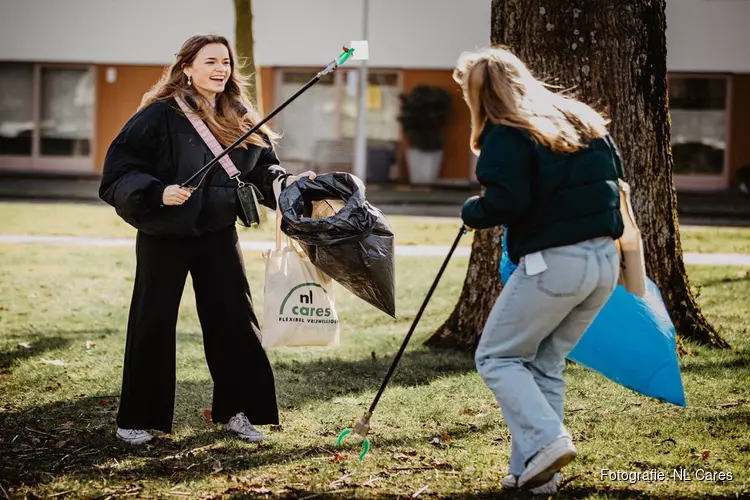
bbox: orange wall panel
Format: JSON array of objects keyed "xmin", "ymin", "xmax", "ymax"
[
  {"xmin": 96, "ymin": 65, "xmax": 277, "ymax": 171},
  {"xmin": 95, "ymin": 65, "xmax": 166, "ymax": 170},
  {"xmin": 400, "ymin": 69, "xmax": 471, "ymax": 180},
  {"xmin": 259, "ymin": 66, "xmax": 275, "ymax": 122},
  {"xmin": 729, "ymin": 74, "xmax": 750, "ymax": 186}
]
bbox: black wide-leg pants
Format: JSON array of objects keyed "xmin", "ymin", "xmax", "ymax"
[{"xmin": 116, "ymin": 226, "xmax": 279, "ymax": 433}]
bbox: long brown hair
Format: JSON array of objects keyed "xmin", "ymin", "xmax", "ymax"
[
  {"xmin": 141, "ymin": 34, "xmax": 277, "ymax": 148},
  {"xmin": 453, "ymin": 46, "xmax": 609, "ymax": 154}
]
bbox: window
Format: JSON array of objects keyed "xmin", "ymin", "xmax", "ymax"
[
  {"xmin": 0, "ymin": 63, "xmax": 34, "ymax": 156},
  {"xmin": 40, "ymin": 68, "xmax": 94, "ymax": 157},
  {"xmin": 669, "ymin": 76, "xmax": 728, "ymax": 176},
  {"xmin": 274, "ymin": 69, "xmax": 401, "ymax": 182},
  {"xmin": 275, "ymin": 71, "xmax": 337, "ymax": 162},
  {"xmin": 341, "ymin": 72, "xmax": 401, "ymax": 142},
  {"xmin": 0, "ymin": 62, "xmax": 95, "ymax": 172}
]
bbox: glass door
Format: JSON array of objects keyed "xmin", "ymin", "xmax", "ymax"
[
  {"xmin": 0, "ymin": 63, "xmax": 95, "ymax": 174},
  {"xmin": 669, "ymin": 74, "xmax": 730, "ymax": 191}
]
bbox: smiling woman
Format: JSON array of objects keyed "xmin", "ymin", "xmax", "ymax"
[{"xmin": 96, "ymin": 34, "xmax": 317, "ymax": 448}]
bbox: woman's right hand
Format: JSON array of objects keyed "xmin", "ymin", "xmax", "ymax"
[{"xmin": 162, "ymin": 185, "xmax": 192, "ymax": 206}]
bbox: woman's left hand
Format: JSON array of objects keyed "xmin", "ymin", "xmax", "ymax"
[{"xmin": 297, "ymin": 170, "xmax": 317, "ymax": 180}]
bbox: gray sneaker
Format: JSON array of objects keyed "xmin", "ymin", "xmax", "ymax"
[
  {"xmin": 519, "ymin": 437, "xmax": 577, "ymax": 489},
  {"xmin": 225, "ymin": 412, "xmax": 267, "ymax": 442},
  {"xmin": 116, "ymin": 428, "xmax": 153, "ymax": 445},
  {"xmin": 503, "ymin": 473, "xmax": 560, "ymax": 494}
]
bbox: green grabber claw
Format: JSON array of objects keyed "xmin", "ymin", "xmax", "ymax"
[
  {"xmin": 318, "ymin": 46, "xmax": 356, "ymax": 79},
  {"xmin": 335, "ymin": 428, "xmax": 351, "ymax": 446},
  {"xmin": 337, "ymin": 46, "xmax": 356, "ymax": 66},
  {"xmin": 335, "ymin": 411, "xmax": 372, "ymax": 462}
]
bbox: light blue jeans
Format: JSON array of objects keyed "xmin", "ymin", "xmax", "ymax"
[{"xmin": 475, "ymin": 237, "xmax": 619, "ymax": 475}]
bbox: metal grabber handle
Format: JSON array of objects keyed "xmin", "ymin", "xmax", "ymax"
[{"xmin": 335, "ymin": 225, "xmax": 469, "ymax": 461}]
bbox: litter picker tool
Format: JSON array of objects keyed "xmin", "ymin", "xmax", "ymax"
[
  {"xmin": 180, "ymin": 42, "xmax": 369, "ymax": 190},
  {"xmin": 336, "ymin": 225, "xmax": 469, "ymax": 461}
]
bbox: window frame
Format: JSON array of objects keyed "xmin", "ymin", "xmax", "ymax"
[{"xmin": 0, "ymin": 61, "xmax": 97, "ymax": 174}]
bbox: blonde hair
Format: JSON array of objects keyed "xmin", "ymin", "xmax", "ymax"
[
  {"xmin": 140, "ymin": 34, "xmax": 277, "ymax": 149},
  {"xmin": 453, "ymin": 46, "xmax": 609, "ymax": 154}
]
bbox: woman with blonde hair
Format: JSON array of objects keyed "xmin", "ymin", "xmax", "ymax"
[
  {"xmin": 99, "ymin": 34, "xmax": 316, "ymax": 445},
  {"xmin": 454, "ymin": 46, "xmax": 624, "ymax": 493}
]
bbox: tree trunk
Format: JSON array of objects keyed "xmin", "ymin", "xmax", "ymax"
[
  {"xmin": 234, "ymin": 0, "xmax": 262, "ymax": 111},
  {"xmin": 426, "ymin": 0, "xmax": 728, "ymax": 352}
]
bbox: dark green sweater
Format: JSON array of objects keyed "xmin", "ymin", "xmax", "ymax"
[{"xmin": 461, "ymin": 122, "xmax": 624, "ymax": 264}]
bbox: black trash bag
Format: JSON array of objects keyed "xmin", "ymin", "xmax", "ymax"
[{"xmin": 278, "ymin": 172, "xmax": 396, "ymax": 318}]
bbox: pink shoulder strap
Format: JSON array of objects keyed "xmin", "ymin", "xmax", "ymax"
[{"xmin": 174, "ymin": 96, "xmax": 241, "ymax": 179}]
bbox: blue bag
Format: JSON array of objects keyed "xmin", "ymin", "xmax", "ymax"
[{"xmin": 499, "ymin": 229, "xmax": 686, "ymax": 407}]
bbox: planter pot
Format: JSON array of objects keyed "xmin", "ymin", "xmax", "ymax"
[{"xmin": 406, "ymin": 148, "xmax": 443, "ymax": 185}]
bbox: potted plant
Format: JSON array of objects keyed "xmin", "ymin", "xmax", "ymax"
[{"xmin": 397, "ymin": 84, "xmax": 452, "ymax": 184}]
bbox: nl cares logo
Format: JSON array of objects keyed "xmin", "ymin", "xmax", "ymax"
[{"xmin": 278, "ymin": 282, "xmax": 338, "ymax": 324}]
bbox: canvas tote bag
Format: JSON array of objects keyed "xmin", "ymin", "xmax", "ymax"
[
  {"xmin": 260, "ymin": 178, "xmax": 340, "ymax": 347},
  {"xmin": 615, "ymin": 179, "xmax": 647, "ymax": 297}
]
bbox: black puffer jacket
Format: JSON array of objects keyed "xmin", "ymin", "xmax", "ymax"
[{"xmin": 99, "ymin": 98, "xmax": 288, "ymax": 237}]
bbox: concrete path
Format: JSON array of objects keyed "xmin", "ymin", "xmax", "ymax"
[{"xmin": 1, "ymin": 233, "xmax": 749, "ymax": 266}]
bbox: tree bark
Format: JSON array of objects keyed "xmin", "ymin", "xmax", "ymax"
[
  {"xmin": 426, "ymin": 0, "xmax": 728, "ymax": 352},
  {"xmin": 234, "ymin": 0, "xmax": 262, "ymax": 111}
]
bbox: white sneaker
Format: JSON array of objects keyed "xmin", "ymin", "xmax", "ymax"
[
  {"xmin": 503, "ymin": 473, "xmax": 559, "ymax": 494},
  {"xmin": 116, "ymin": 428, "xmax": 153, "ymax": 445},
  {"xmin": 225, "ymin": 412, "xmax": 267, "ymax": 442},
  {"xmin": 519, "ymin": 437, "xmax": 577, "ymax": 489}
]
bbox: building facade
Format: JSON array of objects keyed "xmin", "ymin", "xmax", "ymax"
[{"xmin": 1, "ymin": 0, "xmax": 748, "ymax": 191}]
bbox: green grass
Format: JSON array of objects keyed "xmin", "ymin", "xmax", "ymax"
[
  {"xmin": 0, "ymin": 201, "xmax": 472, "ymax": 247},
  {"xmin": 1, "ymin": 238, "xmax": 749, "ymax": 498},
  {"xmin": 2, "ymin": 201, "xmax": 750, "ymax": 252}
]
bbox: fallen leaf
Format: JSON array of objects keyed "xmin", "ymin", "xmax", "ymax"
[
  {"xmin": 441, "ymin": 435, "xmax": 451, "ymax": 441},
  {"xmin": 393, "ymin": 453, "xmax": 410, "ymax": 462},
  {"xmin": 200, "ymin": 409, "xmax": 213, "ymax": 423},
  {"xmin": 429, "ymin": 437, "xmax": 440, "ymax": 446},
  {"xmin": 18, "ymin": 342, "xmax": 31, "ymax": 349},
  {"xmin": 85, "ymin": 340, "xmax": 96, "ymax": 350},
  {"xmin": 55, "ymin": 440, "xmax": 68, "ymax": 448},
  {"xmin": 0, "ymin": 374, "xmax": 12, "ymax": 383},
  {"xmin": 61, "ymin": 421, "xmax": 74, "ymax": 429},
  {"xmin": 714, "ymin": 400, "xmax": 745, "ymax": 409},
  {"xmin": 40, "ymin": 359, "xmax": 66, "ymax": 367},
  {"xmin": 329, "ymin": 453, "xmax": 344, "ymax": 462},
  {"xmin": 428, "ymin": 459, "xmax": 453, "ymax": 470},
  {"xmin": 100, "ymin": 399, "xmax": 110, "ymax": 406},
  {"xmin": 689, "ymin": 449, "xmax": 711, "ymax": 461},
  {"xmin": 244, "ymin": 487, "xmax": 271, "ymax": 494}
]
